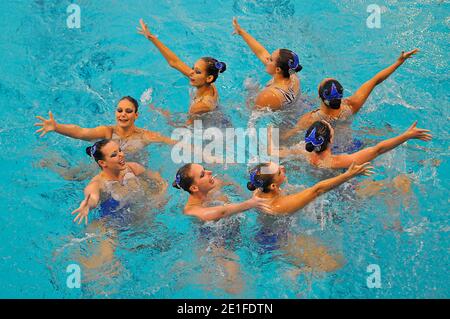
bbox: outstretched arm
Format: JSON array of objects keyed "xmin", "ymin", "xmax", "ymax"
[
  {"xmin": 271, "ymin": 162, "xmax": 373, "ymax": 214},
  {"xmin": 267, "ymin": 125, "xmax": 307, "ymax": 159},
  {"xmin": 138, "ymin": 19, "xmax": 192, "ymax": 77},
  {"xmin": 281, "ymin": 113, "xmax": 313, "ymax": 141},
  {"xmin": 143, "ymin": 129, "xmax": 177, "ymax": 145},
  {"xmin": 71, "ymin": 180, "xmax": 101, "ymax": 225},
  {"xmin": 34, "ymin": 111, "xmax": 112, "ymax": 141},
  {"xmin": 232, "ymin": 17, "xmax": 270, "ymax": 65},
  {"xmin": 347, "ymin": 49, "xmax": 419, "ymax": 113},
  {"xmin": 331, "ymin": 121, "xmax": 431, "ymax": 169},
  {"xmin": 185, "ymin": 195, "xmax": 271, "ymax": 222}
]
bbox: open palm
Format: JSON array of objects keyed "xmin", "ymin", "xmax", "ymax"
[{"xmin": 34, "ymin": 111, "xmax": 56, "ymax": 137}]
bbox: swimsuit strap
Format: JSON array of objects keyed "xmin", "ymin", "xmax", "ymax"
[
  {"xmin": 274, "ymin": 86, "xmax": 297, "ymax": 106},
  {"xmin": 268, "ymin": 75, "xmax": 299, "ymax": 107}
]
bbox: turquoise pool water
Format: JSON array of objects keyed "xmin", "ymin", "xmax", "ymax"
[{"xmin": 0, "ymin": 0, "xmax": 448, "ymax": 298}]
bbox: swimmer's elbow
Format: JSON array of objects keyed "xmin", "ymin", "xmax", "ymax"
[
  {"xmin": 168, "ymin": 59, "xmax": 182, "ymax": 70},
  {"xmin": 168, "ymin": 60, "xmax": 177, "ymax": 68}
]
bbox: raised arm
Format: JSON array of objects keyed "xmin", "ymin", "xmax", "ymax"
[
  {"xmin": 331, "ymin": 121, "xmax": 431, "ymax": 169},
  {"xmin": 185, "ymin": 195, "xmax": 271, "ymax": 222},
  {"xmin": 347, "ymin": 49, "xmax": 419, "ymax": 113},
  {"xmin": 272, "ymin": 162, "xmax": 373, "ymax": 214},
  {"xmin": 138, "ymin": 19, "xmax": 192, "ymax": 77},
  {"xmin": 34, "ymin": 111, "xmax": 111, "ymax": 141},
  {"xmin": 232, "ymin": 17, "xmax": 270, "ymax": 65},
  {"xmin": 71, "ymin": 180, "xmax": 101, "ymax": 225}
]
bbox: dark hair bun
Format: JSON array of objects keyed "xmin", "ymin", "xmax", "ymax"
[
  {"xmin": 86, "ymin": 146, "xmax": 92, "ymax": 156},
  {"xmin": 247, "ymin": 182, "xmax": 257, "ymax": 191},
  {"xmin": 294, "ymin": 64, "xmax": 302, "ymax": 73},
  {"xmin": 329, "ymin": 99, "xmax": 341, "ymax": 109},
  {"xmin": 305, "ymin": 142, "xmax": 315, "ymax": 152},
  {"xmin": 172, "ymin": 181, "xmax": 181, "ymax": 189},
  {"xmin": 219, "ymin": 62, "xmax": 227, "ymax": 73}
]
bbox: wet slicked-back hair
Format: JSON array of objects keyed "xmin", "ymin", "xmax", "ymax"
[
  {"xmin": 119, "ymin": 96, "xmax": 139, "ymax": 113},
  {"xmin": 173, "ymin": 164, "xmax": 194, "ymax": 193}
]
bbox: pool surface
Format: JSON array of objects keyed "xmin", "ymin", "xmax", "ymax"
[{"xmin": 0, "ymin": 0, "xmax": 449, "ymax": 298}]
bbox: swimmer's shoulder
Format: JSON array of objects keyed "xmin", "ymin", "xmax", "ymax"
[
  {"xmin": 254, "ymin": 190, "xmax": 278, "ymax": 212},
  {"xmin": 189, "ymin": 98, "xmax": 216, "ymax": 115},
  {"xmin": 125, "ymin": 162, "xmax": 145, "ymax": 175},
  {"xmin": 89, "ymin": 174, "xmax": 105, "ymax": 189},
  {"xmin": 183, "ymin": 202, "xmax": 202, "ymax": 217},
  {"xmin": 100, "ymin": 126, "xmax": 114, "ymax": 138},
  {"xmin": 255, "ymin": 88, "xmax": 283, "ymax": 110}
]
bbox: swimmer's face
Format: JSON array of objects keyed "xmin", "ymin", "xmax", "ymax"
[
  {"xmin": 97, "ymin": 141, "xmax": 126, "ymax": 171},
  {"xmin": 189, "ymin": 59, "xmax": 213, "ymax": 88},
  {"xmin": 268, "ymin": 162, "xmax": 286, "ymax": 187},
  {"xmin": 116, "ymin": 99, "xmax": 138, "ymax": 128},
  {"xmin": 261, "ymin": 162, "xmax": 286, "ymax": 189},
  {"xmin": 188, "ymin": 163, "xmax": 216, "ymax": 194},
  {"xmin": 265, "ymin": 50, "xmax": 282, "ymax": 76}
]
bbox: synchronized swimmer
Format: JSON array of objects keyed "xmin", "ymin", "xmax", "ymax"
[
  {"xmin": 138, "ymin": 19, "xmax": 227, "ymax": 117},
  {"xmin": 279, "ymin": 120, "xmax": 431, "ymax": 169},
  {"xmin": 35, "ymin": 96, "xmax": 176, "ymax": 165},
  {"xmin": 233, "ymin": 18, "xmax": 302, "ymax": 110},
  {"xmin": 33, "ymin": 15, "xmax": 432, "ymax": 279}
]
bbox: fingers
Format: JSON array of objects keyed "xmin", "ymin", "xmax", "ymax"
[
  {"xmin": 410, "ymin": 120, "xmax": 418, "ymax": 129},
  {"xmin": 360, "ymin": 164, "xmax": 374, "ymax": 171},
  {"xmin": 408, "ymin": 48, "xmax": 419, "ymax": 55},
  {"xmin": 39, "ymin": 131, "xmax": 47, "ymax": 138},
  {"xmin": 363, "ymin": 169, "xmax": 375, "ymax": 176},
  {"xmin": 419, "ymin": 133, "xmax": 432, "ymax": 141},
  {"xmin": 73, "ymin": 212, "xmax": 81, "ymax": 223},
  {"xmin": 258, "ymin": 204, "xmax": 272, "ymax": 213},
  {"xmin": 35, "ymin": 128, "xmax": 44, "ymax": 134},
  {"xmin": 35, "ymin": 115, "xmax": 45, "ymax": 121},
  {"xmin": 49, "ymin": 111, "xmax": 54, "ymax": 121},
  {"xmin": 34, "ymin": 122, "xmax": 43, "ymax": 127}
]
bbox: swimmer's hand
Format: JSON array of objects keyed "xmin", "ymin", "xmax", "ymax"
[
  {"xmin": 346, "ymin": 162, "xmax": 374, "ymax": 178},
  {"xmin": 71, "ymin": 194, "xmax": 91, "ymax": 225},
  {"xmin": 398, "ymin": 49, "xmax": 419, "ymax": 63},
  {"xmin": 232, "ymin": 17, "xmax": 243, "ymax": 36},
  {"xmin": 404, "ymin": 121, "xmax": 432, "ymax": 141},
  {"xmin": 249, "ymin": 194, "xmax": 273, "ymax": 214},
  {"xmin": 34, "ymin": 111, "xmax": 56, "ymax": 137},
  {"xmin": 137, "ymin": 19, "xmax": 154, "ymax": 40}
]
